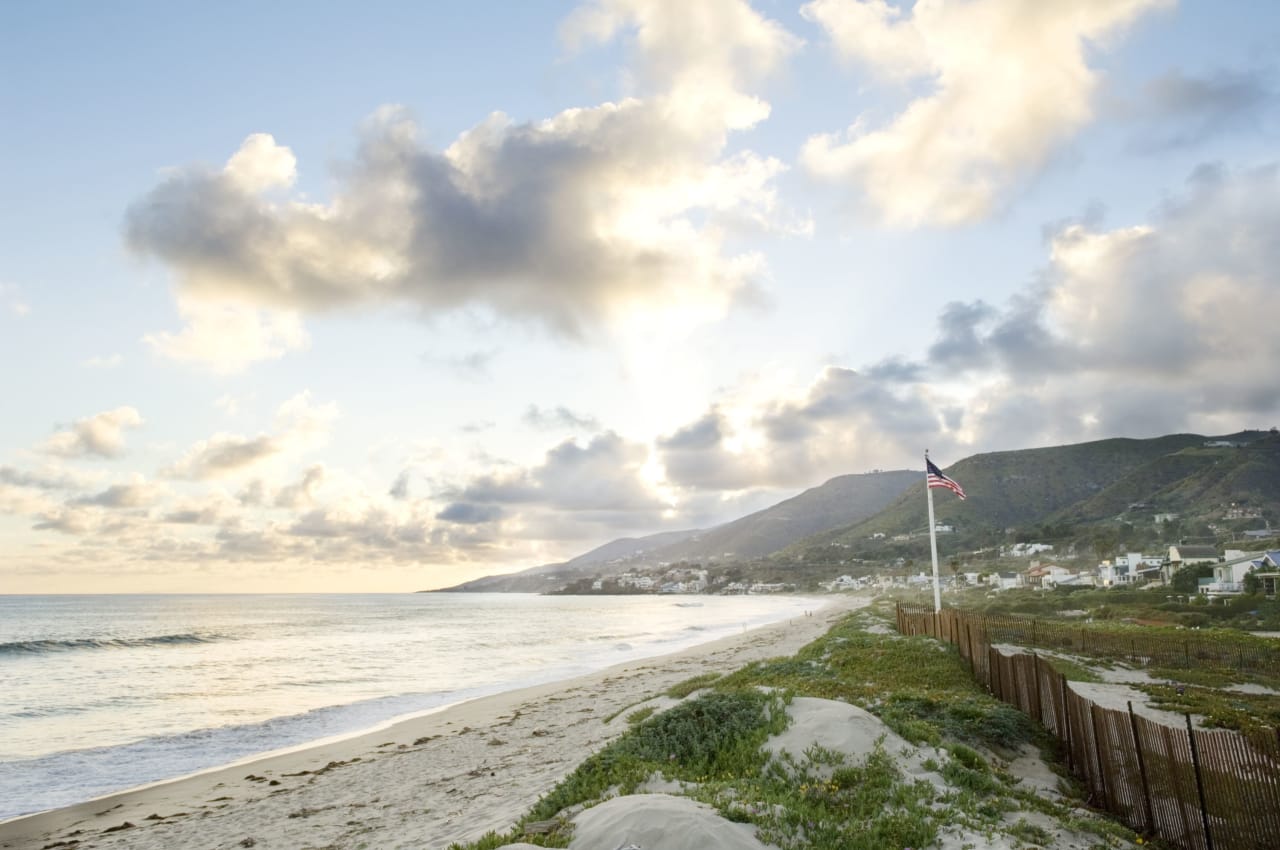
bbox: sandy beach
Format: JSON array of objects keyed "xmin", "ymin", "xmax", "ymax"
[{"xmin": 0, "ymin": 598, "xmax": 861, "ymax": 850}]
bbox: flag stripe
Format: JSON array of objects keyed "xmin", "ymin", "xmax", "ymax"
[{"xmin": 926, "ymin": 458, "xmax": 966, "ymax": 500}]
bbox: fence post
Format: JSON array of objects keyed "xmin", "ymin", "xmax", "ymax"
[
  {"xmin": 1090, "ymin": 705, "xmax": 1109, "ymax": 812},
  {"xmin": 1060, "ymin": 675, "xmax": 1072, "ymax": 772},
  {"xmin": 1186, "ymin": 714, "xmax": 1214, "ymax": 850},
  {"xmin": 1032, "ymin": 654, "xmax": 1043, "ymax": 726},
  {"xmin": 1127, "ymin": 701, "xmax": 1154, "ymax": 837},
  {"xmin": 990, "ymin": 645, "xmax": 1001, "ymax": 699}
]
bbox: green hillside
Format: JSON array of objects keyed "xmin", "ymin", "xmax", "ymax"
[
  {"xmin": 812, "ymin": 435, "xmax": 1207, "ymax": 544},
  {"xmin": 1058, "ymin": 435, "xmax": 1280, "ymax": 523}
]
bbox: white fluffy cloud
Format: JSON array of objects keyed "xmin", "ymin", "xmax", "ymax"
[
  {"xmin": 41, "ymin": 406, "xmax": 144, "ymax": 458},
  {"xmin": 125, "ymin": 1, "xmax": 802, "ymax": 346},
  {"xmin": 801, "ymin": 0, "xmax": 1171, "ymax": 225},
  {"xmin": 144, "ymin": 295, "xmax": 309, "ymax": 374}
]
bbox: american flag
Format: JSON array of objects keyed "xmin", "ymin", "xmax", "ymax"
[{"xmin": 926, "ymin": 458, "xmax": 966, "ymax": 500}]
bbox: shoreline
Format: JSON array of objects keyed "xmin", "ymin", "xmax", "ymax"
[{"xmin": 0, "ymin": 596, "xmax": 864, "ymax": 850}]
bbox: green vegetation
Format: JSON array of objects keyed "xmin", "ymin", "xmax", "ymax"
[
  {"xmin": 665, "ymin": 672, "xmax": 722, "ymax": 699},
  {"xmin": 965, "ymin": 586, "xmax": 1280, "ymax": 632},
  {"xmin": 450, "ymin": 610, "xmax": 1144, "ymax": 850},
  {"xmin": 1138, "ymin": 681, "xmax": 1280, "ymax": 735},
  {"xmin": 624, "ymin": 706, "xmax": 655, "ymax": 726}
]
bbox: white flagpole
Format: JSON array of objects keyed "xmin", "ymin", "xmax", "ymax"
[{"xmin": 926, "ymin": 452, "xmax": 942, "ymax": 613}]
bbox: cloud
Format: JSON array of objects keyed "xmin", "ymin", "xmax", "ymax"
[
  {"xmin": 73, "ymin": 477, "xmax": 161, "ymax": 509},
  {"xmin": 33, "ymin": 507, "xmax": 100, "ymax": 535},
  {"xmin": 162, "ymin": 500, "xmax": 230, "ymax": 525},
  {"xmin": 439, "ymin": 431, "xmax": 671, "ymax": 544},
  {"xmin": 0, "ymin": 465, "xmax": 80, "ymax": 490},
  {"xmin": 424, "ymin": 348, "xmax": 499, "ymax": 379},
  {"xmin": 800, "ymin": 0, "xmax": 1171, "ymax": 225},
  {"xmin": 649, "ymin": 163, "xmax": 1280, "ymax": 490},
  {"xmin": 562, "ymin": 0, "xmax": 802, "ymax": 110},
  {"xmin": 275, "ymin": 464, "xmax": 326, "ymax": 509},
  {"xmin": 224, "ymin": 132, "xmax": 298, "ymax": 193},
  {"xmin": 522, "ymin": 404, "xmax": 601, "ymax": 432},
  {"xmin": 144, "ymin": 295, "xmax": 309, "ymax": 374},
  {"xmin": 81, "ymin": 354, "xmax": 123, "ymax": 369},
  {"xmin": 166, "ymin": 392, "xmax": 336, "ymax": 479},
  {"xmin": 435, "ymin": 502, "xmax": 506, "ymax": 524},
  {"xmin": 1123, "ymin": 68, "xmax": 1276, "ymax": 151},
  {"xmin": 126, "ymin": 2, "xmax": 802, "ymax": 343},
  {"xmin": 167, "ymin": 433, "xmax": 281, "ymax": 479},
  {"xmin": 957, "ymin": 163, "xmax": 1280, "ymax": 439},
  {"xmin": 388, "ymin": 470, "xmax": 411, "ymax": 501},
  {"xmin": 658, "ymin": 369, "xmax": 940, "ymax": 490},
  {"xmin": 41, "ymin": 407, "xmax": 144, "ymax": 458}
]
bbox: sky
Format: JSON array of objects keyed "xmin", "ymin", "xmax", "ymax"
[{"xmin": 2, "ymin": 0, "xmax": 1279, "ymax": 593}]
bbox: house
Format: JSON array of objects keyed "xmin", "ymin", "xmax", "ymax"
[
  {"xmin": 991, "ymin": 571, "xmax": 1019, "ymax": 590},
  {"xmin": 1045, "ymin": 567, "xmax": 1094, "ymax": 588},
  {"xmin": 1006, "ymin": 542, "xmax": 1054, "ymax": 557},
  {"xmin": 1198, "ymin": 552, "xmax": 1256, "ymax": 596},
  {"xmin": 1154, "ymin": 512, "xmax": 1180, "ymax": 524},
  {"xmin": 1242, "ymin": 553, "xmax": 1280, "ymax": 598},
  {"xmin": 1168, "ymin": 544, "xmax": 1219, "ymax": 567},
  {"xmin": 1097, "ymin": 560, "xmax": 1129, "ymax": 587}
]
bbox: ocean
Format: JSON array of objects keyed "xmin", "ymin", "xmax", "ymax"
[{"xmin": 0, "ymin": 592, "xmax": 818, "ymax": 820}]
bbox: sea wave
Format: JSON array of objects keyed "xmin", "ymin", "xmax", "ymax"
[{"xmin": 0, "ymin": 633, "xmax": 222, "ymax": 656}]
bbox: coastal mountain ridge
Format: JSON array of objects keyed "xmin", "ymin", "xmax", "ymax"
[
  {"xmin": 430, "ymin": 430, "xmax": 1279, "ymax": 592},
  {"xmin": 431, "ymin": 470, "xmax": 918, "ymax": 592}
]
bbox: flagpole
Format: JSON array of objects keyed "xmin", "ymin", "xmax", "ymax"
[{"xmin": 926, "ymin": 451, "xmax": 942, "ymax": 613}]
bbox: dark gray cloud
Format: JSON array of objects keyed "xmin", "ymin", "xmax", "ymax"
[
  {"xmin": 522, "ymin": 404, "xmax": 601, "ymax": 432},
  {"xmin": 0, "ymin": 466, "xmax": 77, "ymax": 490},
  {"xmin": 1126, "ymin": 68, "xmax": 1275, "ymax": 152},
  {"xmin": 388, "ymin": 471, "xmax": 411, "ymax": 501},
  {"xmin": 926, "ymin": 301, "xmax": 997, "ymax": 369},
  {"xmin": 435, "ymin": 502, "xmax": 506, "ymax": 524}
]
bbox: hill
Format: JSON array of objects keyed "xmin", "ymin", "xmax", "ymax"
[
  {"xmin": 788, "ymin": 430, "xmax": 1280, "ymax": 563},
  {"xmin": 433, "ymin": 430, "xmax": 1280, "ymax": 592},
  {"xmin": 430, "ymin": 469, "xmax": 917, "ymax": 591},
  {"xmin": 637, "ymin": 470, "xmax": 920, "ymax": 563}
]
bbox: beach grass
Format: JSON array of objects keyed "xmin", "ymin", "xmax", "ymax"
[{"xmin": 451, "ymin": 606, "xmax": 1143, "ymax": 850}]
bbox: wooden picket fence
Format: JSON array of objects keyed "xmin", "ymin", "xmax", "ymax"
[{"xmin": 896, "ymin": 604, "xmax": 1280, "ymax": 850}]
